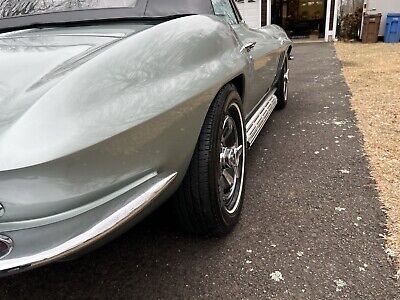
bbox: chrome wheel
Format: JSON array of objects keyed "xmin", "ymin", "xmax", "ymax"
[
  {"xmin": 176, "ymin": 83, "xmax": 245, "ymax": 235},
  {"xmin": 276, "ymin": 57, "xmax": 289, "ymax": 110},
  {"xmin": 283, "ymin": 67, "xmax": 289, "ymax": 102},
  {"xmin": 219, "ymin": 103, "xmax": 245, "ymax": 214}
]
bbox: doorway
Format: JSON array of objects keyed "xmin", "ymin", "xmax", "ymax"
[{"xmin": 271, "ymin": 0, "xmax": 327, "ymax": 39}]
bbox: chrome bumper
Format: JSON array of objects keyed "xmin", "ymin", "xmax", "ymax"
[{"xmin": 0, "ymin": 172, "xmax": 177, "ymax": 277}]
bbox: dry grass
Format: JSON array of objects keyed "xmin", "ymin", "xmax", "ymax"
[{"xmin": 335, "ymin": 42, "xmax": 400, "ymax": 267}]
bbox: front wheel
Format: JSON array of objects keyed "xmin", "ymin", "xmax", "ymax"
[
  {"xmin": 175, "ymin": 84, "xmax": 246, "ymax": 236},
  {"xmin": 276, "ymin": 56, "xmax": 289, "ymax": 110}
]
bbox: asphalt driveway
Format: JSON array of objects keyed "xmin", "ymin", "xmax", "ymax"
[{"xmin": 1, "ymin": 43, "xmax": 398, "ymax": 299}]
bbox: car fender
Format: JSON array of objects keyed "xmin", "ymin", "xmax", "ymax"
[{"xmin": 0, "ymin": 15, "xmax": 249, "ymax": 223}]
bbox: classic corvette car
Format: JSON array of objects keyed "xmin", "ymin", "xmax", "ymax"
[{"xmin": 0, "ymin": 0, "xmax": 292, "ymax": 276}]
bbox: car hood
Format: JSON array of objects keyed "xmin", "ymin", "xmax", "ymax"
[{"xmin": 0, "ymin": 24, "xmax": 150, "ymax": 139}]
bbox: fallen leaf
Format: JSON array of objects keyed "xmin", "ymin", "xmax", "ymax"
[
  {"xmin": 270, "ymin": 271, "xmax": 284, "ymax": 282},
  {"xmin": 386, "ymin": 248, "xmax": 396, "ymax": 258},
  {"xmin": 334, "ymin": 279, "xmax": 347, "ymax": 292}
]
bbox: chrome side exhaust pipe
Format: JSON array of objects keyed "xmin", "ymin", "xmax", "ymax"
[{"xmin": 0, "ymin": 235, "xmax": 13, "ymax": 260}]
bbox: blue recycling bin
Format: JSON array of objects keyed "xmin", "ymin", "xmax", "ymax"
[{"xmin": 384, "ymin": 13, "xmax": 400, "ymax": 43}]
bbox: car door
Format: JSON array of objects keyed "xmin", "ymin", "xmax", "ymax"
[
  {"xmin": 211, "ymin": 0, "xmax": 283, "ymax": 115},
  {"xmin": 232, "ymin": 22, "xmax": 283, "ymax": 106}
]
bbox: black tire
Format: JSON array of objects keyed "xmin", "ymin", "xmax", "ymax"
[
  {"xmin": 276, "ymin": 56, "xmax": 289, "ymax": 110},
  {"xmin": 175, "ymin": 83, "xmax": 246, "ymax": 236}
]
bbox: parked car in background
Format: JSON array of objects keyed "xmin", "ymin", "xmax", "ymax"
[{"xmin": 0, "ymin": 0, "xmax": 292, "ymax": 276}]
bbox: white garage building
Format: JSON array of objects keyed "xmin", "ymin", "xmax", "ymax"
[
  {"xmin": 235, "ymin": 0, "xmax": 339, "ymax": 42},
  {"xmin": 363, "ymin": 0, "xmax": 400, "ymax": 36}
]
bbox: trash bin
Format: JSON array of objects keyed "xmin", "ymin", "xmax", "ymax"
[
  {"xmin": 361, "ymin": 13, "xmax": 382, "ymax": 43},
  {"xmin": 384, "ymin": 13, "xmax": 400, "ymax": 43}
]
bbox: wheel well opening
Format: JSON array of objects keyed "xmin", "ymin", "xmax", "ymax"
[{"xmin": 231, "ymin": 74, "xmax": 245, "ymax": 102}]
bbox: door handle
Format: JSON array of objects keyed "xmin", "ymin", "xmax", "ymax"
[{"xmin": 240, "ymin": 42, "xmax": 256, "ymax": 53}]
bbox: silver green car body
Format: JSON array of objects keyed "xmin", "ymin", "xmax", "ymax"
[{"xmin": 0, "ymin": 14, "xmax": 292, "ymax": 276}]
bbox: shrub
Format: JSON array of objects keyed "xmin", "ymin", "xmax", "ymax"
[{"xmin": 339, "ymin": 7, "xmax": 363, "ymax": 41}]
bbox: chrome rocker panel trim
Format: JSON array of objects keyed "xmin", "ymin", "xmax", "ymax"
[
  {"xmin": 0, "ymin": 172, "xmax": 177, "ymax": 277},
  {"xmin": 246, "ymin": 91, "xmax": 278, "ymax": 146}
]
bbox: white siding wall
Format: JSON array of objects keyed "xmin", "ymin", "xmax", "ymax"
[
  {"xmin": 366, "ymin": 0, "xmax": 400, "ymax": 36},
  {"xmin": 235, "ymin": 0, "xmax": 261, "ymax": 28}
]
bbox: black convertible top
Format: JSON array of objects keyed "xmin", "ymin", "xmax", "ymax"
[{"xmin": 0, "ymin": 0, "xmax": 215, "ymax": 32}]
